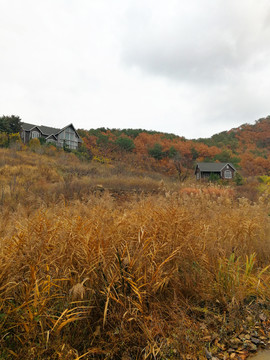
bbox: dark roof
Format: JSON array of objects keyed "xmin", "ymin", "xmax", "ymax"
[
  {"xmin": 21, "ymin": 122, "xmax": 83, "ymax": 142},
  {"xmin": 21, "ymin": 122, "xmax": 61, "ymax": 135},
  {"xmin": 196, "ymin": 162, "xmax": 236, "ymax": 172},
  {"xmin": 21, "ymin": 122, "xmax": 38, "ymax": 131},
  {"xmin": 39, "ymin": 125, "xmax": 61, "ymax": 135}
]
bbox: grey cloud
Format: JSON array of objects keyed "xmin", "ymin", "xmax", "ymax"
[
  {"xmin": 1, "ymin": 0, "xmax": 270, "ymax": 139},
  {"xmin": 121, "ymin": 0, "xmax": 270, "ymax": 83}
]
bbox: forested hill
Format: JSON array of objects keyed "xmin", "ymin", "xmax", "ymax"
[
  {"xmin": 78, "ymin": 115, "xmax": 270, "ymax": 176},
  {"xmin": 196, "ymin": 116, "xmax": 270, "ymax": 150}
]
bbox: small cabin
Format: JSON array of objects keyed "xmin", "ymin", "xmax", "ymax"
[{"xmin": 195, "ymin": 162, "xmax": 236, "ymax": 180}]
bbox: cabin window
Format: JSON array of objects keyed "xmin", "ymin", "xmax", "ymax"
[
  {"xmin": 31, "ymin": 131, "xmax": 40, "ymax": 139},
  {"xmin": 224, "ymin": 170, "xmax": 232, "ymax": 179}
]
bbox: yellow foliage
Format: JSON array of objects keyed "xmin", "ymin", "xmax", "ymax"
[
  {"xmin": 9, "ymin": 132, "xmax": 22, "ymax": 143},
  {"xmin": 92, "ymin": 155, "xmax": 111, "ymax": 164}
]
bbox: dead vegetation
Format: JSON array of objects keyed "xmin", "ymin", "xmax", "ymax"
[{"xmin": 0, "ymin": 148, "xmax": 270, "ymax": 359}]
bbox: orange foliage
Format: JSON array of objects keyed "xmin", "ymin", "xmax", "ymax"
[{"xmin": 80, "ymin": 116, "xmax": 270, "ymax": 176}]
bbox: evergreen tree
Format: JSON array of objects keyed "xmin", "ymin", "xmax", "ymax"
[{"xmin": 0, "ymin": 115, "xmax": 22, "ymax": 134}]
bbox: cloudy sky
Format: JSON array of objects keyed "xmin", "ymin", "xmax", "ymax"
[{"xmin": 1, "ymin": 0, "xmax": 270, "ymax": 138}]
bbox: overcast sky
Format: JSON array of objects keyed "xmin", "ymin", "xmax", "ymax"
[{"xmin": 0, "ymin": 0, "xmax": 270, "ymax": 138}]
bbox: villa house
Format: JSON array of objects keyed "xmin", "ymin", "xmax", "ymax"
[
  {"xmin": 21, "ymin": 123, "xmax": 83, "ymax": 150},
  {"xmin": 195, "ymin": 162, "xmax": 236, "ymax": 180}
]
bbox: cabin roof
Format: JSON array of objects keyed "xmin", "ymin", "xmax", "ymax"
[{"xmin": 196, "ymin": 162, "xmax": 236, "ymax": 172}]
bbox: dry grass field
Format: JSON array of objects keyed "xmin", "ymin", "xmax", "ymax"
[{"xmin": 1, "ymin": 148, "xmax": 270, "ymax": 359}]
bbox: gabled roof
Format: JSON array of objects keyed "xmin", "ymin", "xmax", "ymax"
[
  {"xmin": 21, "ymin": 122, "xmax": 83, "ymax": 142},
  {"xmin": 39, "ymin": 125, "xmax": 61, "ymax": 135},
  {"xmin": 55, "ymin": 123, "xmax": 83, "ymax": 143},
  {"xmin": 45, "ymin": 134, "xmax": 58, "ymax": 140},
  {"xmin": 196, "ymin": 162, "xmax": 236, "ymax": 172},
  {"xmin": 21, "ymin": 122, "xmax": 61, "ymax": 135},
  {"xmin": 27, "ymin": 125, "xmax": 42, "ymax": 133},
  {"xmin": 21, "ymin": 123, "xmax": 39, "ymax": 131}
]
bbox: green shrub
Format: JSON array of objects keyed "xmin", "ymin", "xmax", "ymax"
[
  {"xmin": 148, "ymin": 143, "xmax": 164, "ymax": 160},
  {"xmin": 234, "ymin": 172, "xmax": 244, "ymax": 186},
  {"xmin": 168, "ymin": 146, "xmax": 177, "ymax": 158},
  {"xmin": 115, "ymin": 136, "xmax": 135, "ymax": 152},
  {"xmin": 209, "ymin": 173, "xmax": 220, "ymax": 182}
]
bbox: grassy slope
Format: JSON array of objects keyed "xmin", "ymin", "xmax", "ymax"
[{"xmin": 0, "ymin": 148, "xmax": 270, "ymax": 359}]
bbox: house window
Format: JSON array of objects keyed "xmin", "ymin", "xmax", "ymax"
[
  {"xmin": 65, "ymin": 129, "xmax": 75, "ymax": 141},
  {"xmin": 224, "ymin": 170, "xmax": 232, "ymax": 179},
  {"xmin": 31, "ymin": 131, "xmax": 40, "ymax": 139},
  {"xmin": 61, "ymin": 129, "xmax": 78, "ymax": 149}
]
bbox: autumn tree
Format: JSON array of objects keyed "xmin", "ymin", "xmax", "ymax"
[{"xmin": 172, "ymin": 152, "xmax": 189, "ymax": 182}]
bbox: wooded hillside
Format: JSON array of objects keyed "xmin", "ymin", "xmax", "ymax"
[
  {"xmin": 78, "ymin": 115, "xmax": 270, "ymax": 177},
  {"xmin": 1, "ymin": 114, "xmax": 270, "ymax": 177}
]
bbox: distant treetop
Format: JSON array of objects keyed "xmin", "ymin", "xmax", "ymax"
[{"xmin": 0, "ymin": 115, "xmax": 22, "ymax": 134}]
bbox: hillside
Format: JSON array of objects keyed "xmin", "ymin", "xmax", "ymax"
[{"xmin": 78, "ymin": 115, "xmax": 270, "ymax": 177}]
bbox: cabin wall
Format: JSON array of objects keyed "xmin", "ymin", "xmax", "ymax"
[{"xmin": 201, "ymin": 171, "xmax": 221, "ymax": 179}]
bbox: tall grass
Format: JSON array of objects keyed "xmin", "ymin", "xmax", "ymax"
[{"xmin": 0, "ymin": 148, "xmax": 270, "ymax": 358}]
